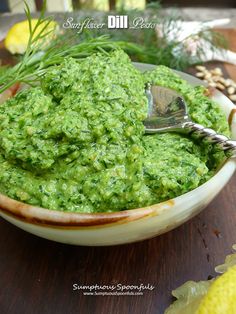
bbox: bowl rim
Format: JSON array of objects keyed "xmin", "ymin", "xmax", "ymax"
[
  {"xmin": 0, "ymin": 63, "xmax": 236, "ymax": 227},
  {"xmin": 1, "ymin": 159, "xmax": 235, "ymax": 228},
  {"xmin": 0, "ymin": 192, "xmax": 175, "ymax": 227}
]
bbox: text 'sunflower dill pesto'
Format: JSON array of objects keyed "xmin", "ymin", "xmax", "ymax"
[{"xmin": 0, "ymin": 50, "xmax": 229, "ymax": 213}]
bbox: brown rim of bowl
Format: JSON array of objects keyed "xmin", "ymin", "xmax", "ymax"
[
  {"xmin": 0, "ymin": 193, "xmax": 174, "ymax": 227},
  {"xmin": 229, "ymin": 108, "xmax": 236, "ymax": 128}
]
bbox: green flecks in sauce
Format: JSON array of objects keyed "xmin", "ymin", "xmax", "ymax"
[{"xmin": 0, "ymin": 50, "xmax": 230, "ymax": 213}]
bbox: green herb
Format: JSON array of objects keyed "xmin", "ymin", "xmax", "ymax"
[
  {"xmin": 0, "ymin": 1, "xmax": 133, "ymax": 94},
  {"xmin": 0, "ymin": 65, "xmax": 9, "ymax": 77}
]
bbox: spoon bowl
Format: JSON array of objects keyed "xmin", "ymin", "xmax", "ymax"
[
  {"xmin": 144, "ymin": 84, "xmax": 189, "ymax": 133},
  {"xmin": 144, "ymin": 84, "xmax": 236, "ymax": 157}
]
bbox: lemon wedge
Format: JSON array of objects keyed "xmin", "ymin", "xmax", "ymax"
[
  {"xmin": 4, "ymin": 19, "xmax": 57, "ymax": 54},
  {"xmin": 197, "ymin": 265, "xmax": 236, "ymax": 314},
  {"xmin": 165, "ymin": 245, "xmax": 236, "ymax": 314}
]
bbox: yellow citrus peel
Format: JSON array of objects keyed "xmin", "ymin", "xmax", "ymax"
[
  {"xmin": 5, "ymin": 19, "xmax": 57, "ymax": 54},
  {"xmin": 197, "ymin": 265, "xmax": 236, "ymax": 314}
]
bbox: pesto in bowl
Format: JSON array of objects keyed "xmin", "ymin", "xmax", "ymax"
[{"xmin": 0, "ymin": 50, "xmax": 229, "ymax": 213}]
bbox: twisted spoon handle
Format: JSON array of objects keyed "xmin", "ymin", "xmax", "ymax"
[{"xmin": 183, "ymin": 121, "xmax": 236, "ymax": 157}]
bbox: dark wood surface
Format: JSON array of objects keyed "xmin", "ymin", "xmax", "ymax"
[{"xmin": 0, "ymin": 29, "xmax": 236, "ymax": 314}]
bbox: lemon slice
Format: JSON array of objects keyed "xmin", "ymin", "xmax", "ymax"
[
  {"xmin": 196, "ymin": 265, "xmax": 236, "ymax": 314},
  {"xmin": 165, "ymin": 246, "xmax": 236, "ymax": 314},
  {"xmin": 4, "ymin": 19, "xmax": 57, "ymax": 54}
]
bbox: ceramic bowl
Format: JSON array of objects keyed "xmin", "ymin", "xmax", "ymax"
[{"xmin": 0, "ymin": 63, "xmax": 236, "ymax": 246}]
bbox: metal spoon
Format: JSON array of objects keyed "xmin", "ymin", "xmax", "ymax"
[{"xmin": 144, "ymin": 84, "xmax": 236, "ymax": 156}]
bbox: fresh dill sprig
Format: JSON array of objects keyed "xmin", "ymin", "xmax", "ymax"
[
  {"xmin": 0, "ymin": 1, "xmax": 54, "ymax": 93},
  {"xmin": 0, "ymin": 1, "xmax": 131, "ymax": 94}
]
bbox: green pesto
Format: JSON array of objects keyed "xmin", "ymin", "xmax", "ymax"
[{"xmin": 0, "ymin": 50, "xmax": 230, "ymax": 213}]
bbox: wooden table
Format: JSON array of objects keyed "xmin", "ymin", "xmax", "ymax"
[{"xmin": 0, "ymin": 29, "xmax": 236, "ymax": 314}]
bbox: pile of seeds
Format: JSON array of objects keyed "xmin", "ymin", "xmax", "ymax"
[{"xmin": 195, "ymin": 65, "xmax": 236, "ymax": 102}]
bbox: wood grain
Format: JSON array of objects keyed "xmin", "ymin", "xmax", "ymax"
[{"xmin": 0, "ymin": 29, "xmax": 236, "ymax": 314}]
